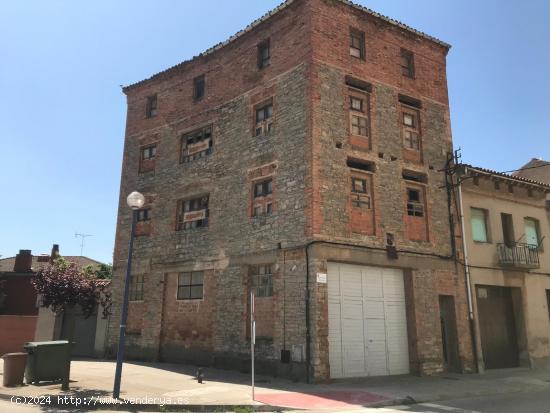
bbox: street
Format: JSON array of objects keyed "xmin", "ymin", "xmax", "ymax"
[{"xmin": 2, "ymin": 388, "xmax": 550, "ymax": 413}]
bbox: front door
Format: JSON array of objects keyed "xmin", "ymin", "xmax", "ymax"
[{"xmin": 476, "ymin": 286, "xmax": 520, "ymax": 369}]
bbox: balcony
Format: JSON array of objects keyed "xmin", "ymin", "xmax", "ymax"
[{"xmin": 497, "ymin": 243, "xmax": 540, "ymax": 269}]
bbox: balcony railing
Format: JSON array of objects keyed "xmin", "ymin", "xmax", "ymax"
[{"xmin": 497, "ymin": 243, "xmax": 540, "ymax": 269}]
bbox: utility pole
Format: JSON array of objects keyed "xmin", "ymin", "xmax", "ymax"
[{"xmin": 75, "ymin": 232, "xmax": 93, "ymax": 256}]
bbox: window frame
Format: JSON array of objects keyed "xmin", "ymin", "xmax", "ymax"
[
  {"xmin": 350, "ymin": 175, "xmax": 372, "ymax": 210},
  {"xmin": 401, "ymin": 105, "xmax": 421, "ymax": 151},
  {"xmin": 470, "ymin": 207, "xmax": 491, "ymax": 243},
  {"xmin": 176, "ymin": 195, "xmax": 209, "ymax": 231},
  {"xmin": 193, "ymin": 75, "xmax": 205, "ymax": 101},
  {"xmin": 129, "ymin": 275, "xmax": 144, "ymax": 301},
  {"xmin": 524, "ymin": 217, "xmax": 542, "ymax": 250},
  {"xmin": 146, "ymin": 95, "xmax": 158, "ymax": 118},
  {"xmin": 141, "ymin": 144, "xmax": 157, "ymax": 161},
  {"xmin": 349, "ymin": 28, "xmax": 365, "ymax": 60},
  {"xmin": 136, "ymin": 208, "xmax": 151, "ymax": 222},
  {"xmin": 400, "ymin": 48, "xmax": 415, "ymax": 78},
  {"xmin": 406, "ymin": 187, "xmax": 425, "ymax": 217},
  {"xmin": 180, "ymin": 125, "xmax": 213, "ymax": 163},
  {"xmin": 252, "ymin": 178, "xmax": 274, "ymax": 217},
  {"xmin": 257, "ymin": 39, "xmax": 271, "ymax": 69},
  {"xmin": 348, "ymin": 89, "xmax": 370, "ymax": 139},
  {"xmin": 177, "ymin": 271, "xmax": 204, "ymax": 300},
  {"xmin": 254, "ymin": 101, "xmax": 274, "ymax": 137},
  {"xmin": 250, "ymin": 264, "xmax": 273, "ymax": 298}
]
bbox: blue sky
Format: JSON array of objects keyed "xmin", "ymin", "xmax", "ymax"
[{"xmin": 1, "ymin": 0, "xmax": 548, "ymax": 263}]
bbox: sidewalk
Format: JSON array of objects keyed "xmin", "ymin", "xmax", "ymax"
[{"xmin": 2, "ymin": 358, "xmax": 550, "ymax": 411}]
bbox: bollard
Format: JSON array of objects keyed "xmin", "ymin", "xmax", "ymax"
[{"xmin": 196, "ymin": 367, "xmax": 204, "ymax": 384}]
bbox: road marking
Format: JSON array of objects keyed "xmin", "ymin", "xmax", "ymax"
[{"xmin": 420, "ymin": 403, "xmax": 482, "ymax": 413}]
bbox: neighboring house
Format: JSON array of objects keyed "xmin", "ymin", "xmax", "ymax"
[
  {"xmin": 110, "ymin": 0, "xmax": 475, "ymax": 381},
  {"xmin": 0, "ymin": 245, "xmax": 108, "ymax": 358},
  {"xmin": 457, "ymin": 164, "xmax": 550, "ymax": 371},
  {"xmin": 514, "ymin": 158, "xmax": 550, "ymax": 186}
]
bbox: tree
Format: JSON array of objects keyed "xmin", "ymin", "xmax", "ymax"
[
  {"xmin": 82, "ymin": 263, "xmax": 113, "ymax": 280},
  {"xmin": 32, "ymin": 258, "xmax": 112, "ymax": 319}
]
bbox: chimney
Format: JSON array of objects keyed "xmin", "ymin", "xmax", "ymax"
[
  {"xmin": 13, "ymin": 250, "xmax": 33, "ymax": 272},
  {"xmin": 50, "ymin": 244, "xmax": 60, "ymax": 263}
]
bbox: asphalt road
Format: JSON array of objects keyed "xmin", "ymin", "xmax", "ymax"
[{"xmin": 2, "ymin": 389, "xmax": 550, "ymax": 412}]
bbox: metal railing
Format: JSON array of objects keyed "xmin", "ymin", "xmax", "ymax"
[{"xmin": 497, "ymin": 243, "xmax": 540, "ymax": 269}]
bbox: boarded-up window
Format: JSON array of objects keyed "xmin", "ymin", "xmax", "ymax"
[
  {"xmin": 176, "ymin": 196, "xmax": 209, "ymax": 231},
  {"xmin": 471, "ymin": 208, "xmax": 489, "ymax": 243},
  {"xmin": 181, "ymin": 125, "xmax": 213, "ymax": 163}
]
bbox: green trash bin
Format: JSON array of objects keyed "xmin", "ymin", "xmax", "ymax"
[{"xmin": 24, "ymin": 340, "xmax": 72, "ymax": 388}]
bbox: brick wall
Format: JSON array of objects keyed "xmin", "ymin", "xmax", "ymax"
[
  {"xmin": 0, "ymin": 315, "xmax": 38, "ymax": 356},
  {"xmin": 110, "ymin": 0, "xmax": 473, "ymax": 381}
]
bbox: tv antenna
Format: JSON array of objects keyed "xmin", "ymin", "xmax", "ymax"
[{"xmin": 75, "ymin": 232, "xmax": 93, "ymax": 256}]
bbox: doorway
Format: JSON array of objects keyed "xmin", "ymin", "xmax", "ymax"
[
  {"xmin": 476, "ymin": 286, "xmax": 521, "ymax": 369},
  {"xmin": 439, "ymin": 295, "xmax": 460, "ymax": 372}
]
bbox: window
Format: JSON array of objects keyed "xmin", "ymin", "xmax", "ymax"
[
  {"xmin": 139, "ymin": 144, "xmax": 157, "ymax": 173},
  {"xmin": 181, "ymin": 125, "xmax": 213, "ymax": 162},
  {"xmin": 141, "ymin": 145, "xmax": 156, "ymax": 160},
  {"xmin": 177, "ymin": 272, "xmax": 203, "ymax": 300},
  {"xmin": 193, "ymin": 75, "xmax": 205, "ymax": 101},
  {"xmin": 257, "ymin": 39, "xmax": 270, "ymax": 69},
  {"xmin": 400, "ymin": 49, "xmax": 415, "ymax": 78},
  {"xmin": 255, "ymin": 103, "xmax": 273, "ymax": 137},
  {"xmin": 349, "ymin": 29, "xmax": 365, "ymax": 59},
  {"xmin": 501, "ymin": 213, "xmax": 515, "ymax": 247},
  {"xmin": 137, "ymin": 208, "xmax": 151, "ymax": 222},
  {"xmin": 351, "ymin": 115, "xmax": 368, "ymax": 136},
  {"xmin": 129, "ymin": 275, "xmax": 144, "ymax": 301},
  {"xmin": 351, "ymin": 176, "xmax": 371, "ymax": 209},
  {"xmin": 146, "ymin": 95, "xmax": 158, "ymax": 118},
  {"xmin": 407, "ymin": 188, "xmax": 424, "ymax": 217},
  {"xmin": 252, "ymin": 179, "xmax": 273, "ymax": 217},
  {"xmin": 349, "ymin": 94, "xmax": 369, "ymax": 137},
  {"xmin": 402, "ymin": 108, "xmax": 421, "ymax": 151},
  {"xmin": 176, "ymin": 196, "xmax": 209, "ymax": 230},
  {"xmin": 524, "ymin": 217, "xmax": 541, "ymax": 248},
  {"xmin": 471, "ymin": 208, "xmax": 489, "ymax": 243},
  {"xmin": 251, "ymin": 265, "xmax": 273, "ymax": 297}
]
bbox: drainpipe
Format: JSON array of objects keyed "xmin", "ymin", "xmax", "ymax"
[
  {"xmin": 304, "ymin": 243, "xmax": 311, "ymax": 384},
  {"xmin": 457, "ymin": 168, "xmax": 481, "ymax": 373}
]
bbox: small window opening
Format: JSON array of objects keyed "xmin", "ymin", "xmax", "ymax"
[{"xmin": 347, "ymin": 158, "xmax": 374, "ymax": 172}]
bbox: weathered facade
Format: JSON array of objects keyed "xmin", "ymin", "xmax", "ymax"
[
  {"xmin": 457, "ymin": 165, "xmax": 550, "ymax": 370},
  {"xmin": 109, "ymin": 0, "xmax": 475, "ymax": 381}
]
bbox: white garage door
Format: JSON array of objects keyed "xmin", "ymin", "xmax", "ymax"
[{"xmin": 327, "ymin": 263, "xmax": 409, "ymax": 378}]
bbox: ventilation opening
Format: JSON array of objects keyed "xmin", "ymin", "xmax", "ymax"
[
  {"xmin": 402, "ymin": 170, "xmax": 427, "ymax": 183},
  {"xmin": 347, "ymin": 158, "xmax": 375, "ymax": 172},
  {"xmin": 345, "ymin": 75, "xmax": 372, "ymax": 92},
  {"xmin": 398, "ymin": 94, "xmax": 421, "ymax": 109}
]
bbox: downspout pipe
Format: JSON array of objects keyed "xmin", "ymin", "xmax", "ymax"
[
  {"xmin": 457, "ymin": 168, "xmax": 481, "ymax": 373},
  {"xmin": 305, "ymin": 243, "xmax": 311, "ymax": 384}
]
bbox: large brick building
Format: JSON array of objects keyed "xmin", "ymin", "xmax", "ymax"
[{"xmin": 109, "ymin": 0, "xmax": 475, "ymax": 381}]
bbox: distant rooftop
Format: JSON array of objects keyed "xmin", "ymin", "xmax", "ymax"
[
  {"xmin": 0, "ymin": 255, "xmax": 103, "ymax": 273},
  {"xmin": 123, "ymin": 0, "xmax": 450, "ymax": 92},
  {"xmin": 459, "ymin": 163, "xmax": 550, "ymax": 191}
]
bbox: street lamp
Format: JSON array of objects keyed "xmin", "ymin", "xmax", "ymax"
[{"xmin": 113, "ymin": 191, "xmax": 145, "ymax": 399}]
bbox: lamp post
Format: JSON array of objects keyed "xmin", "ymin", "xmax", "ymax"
[{"xmin": 113, "ymin": 191, "xmax": 145, "ymax": 399}]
